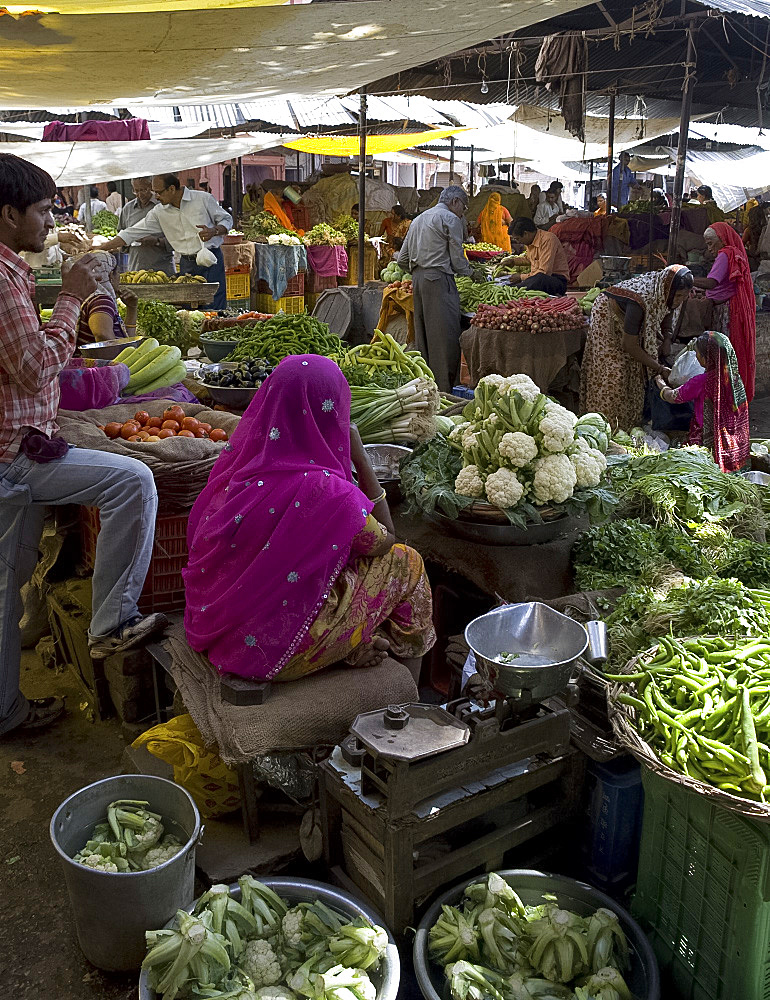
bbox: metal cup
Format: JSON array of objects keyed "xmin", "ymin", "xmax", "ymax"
[{"xmin": 584, "ymin": 620, "xmax": 609, "ymax": 665}]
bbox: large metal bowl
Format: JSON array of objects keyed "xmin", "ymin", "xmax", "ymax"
[
  {"xmin": 77, "ymin": 335, "xmax": 144, "ymax": 361},
  {"xmin": 425, "ymin": 509, "xmax": 576, "ymax": 547},
  {"xmin": 742, "ymin": 470, "xmax": 770, "ymax": 487},
  {"xmin": 413, "ymin": 869, "xmax": 660, "ymax": 1000},
  {"xmin": 138, "ymin": 877, "xmax": 400, "ymax": 1000},
  {"xmin": 197, "ymin": 362, "xmax": 266, "ymax": 409},
  {"xmin": 199, "ymin": 336, "xmax": 239, "ymax": 363},
  {"xmin": 364, "ymin": 443, "xmax": 413, "ymax": 504},
  {"xmin": 465, "ymin": 602, "xmax": 588, "ymax": 700}
]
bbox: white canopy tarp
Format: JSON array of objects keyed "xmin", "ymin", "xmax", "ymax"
[
  {"xmin": 0, "ymin": 0, "xmax": 596, "ymax": 109},
  {"xmin": 0, "ymin": 135, "xmax": 298, "ymax": 186}
]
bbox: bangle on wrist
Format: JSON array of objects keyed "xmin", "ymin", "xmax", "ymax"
[{"xmin": 369, "ymin": 488, "xmax": 387, "ymax": 505}]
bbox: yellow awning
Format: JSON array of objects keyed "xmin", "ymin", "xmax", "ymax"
[
  {"xmin": 283, "ymin": 129, "xmax": 467, "ymax": 158},
  {"xmin": 1, "ymin": 0, "xmax": 284, "ymax": 12}
]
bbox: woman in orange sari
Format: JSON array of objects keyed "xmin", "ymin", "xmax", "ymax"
[{"xmin": 477, "ymin": 193, "xmax": 512, "ymax": 252}]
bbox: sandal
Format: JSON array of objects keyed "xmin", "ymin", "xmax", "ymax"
[{"xmin": 17, "ymin": 697, "xmax": 65, "ymax": 731}]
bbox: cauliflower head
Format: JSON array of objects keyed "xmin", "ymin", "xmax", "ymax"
[
  {"xmin": 79, "ymin": 854, "xmax": 119, "ymax": 873},
  {"xmin": 538, "ymin": 402, "xmax": 577, "ymax": 454},
  {"xmin": 498, "ymin": 431, "xmax": 539, "ymax": 468},
  {"xmin": 478, "ymin": 373, "xmax": 507, "ymax": 390},
  {"xmin": 141, "ymin": 835, "xmax": 182, "ymax": 870},
  {"xmin": 462, "ymin": 427, "xmax": 480, "ymax": 452},
  {"xmin": 238, "ymin": 939, "xmax": 282, "ymax": 987},
  {"xmin": 455, "ymin": 465, "xmax": 485, "ymax": 498},
  {"xmin": 532, "ymin": 453, "xmax": 577, "ymax": 504},
  {"xmin": 570, "ymin": 446, "xmax": 607, "ymax": 488},
  {"xmin": 503, "ymin": 374, "xmax": 540, "ymax": 402},
  {"xmin": 281, "ymin": 907, "xmax": 304, "ymax": 950},
  {"xmin": 484, "ymin": 467, "xmax": 524, "ymax": 509},
  {"xmin": 448, "ymin": 421, "xmax": 469, "ymax": 445},
  {"xmin": 256, "ymin": 987, "xmax": 297, "ymax": 1000}
]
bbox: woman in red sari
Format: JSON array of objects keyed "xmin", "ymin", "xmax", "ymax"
[
  {"xmin": 657, "ymin": 331, "xmax": 749, "ymax": 472},
  {"xmin": 693, "ymin": 222, "xmax": 756, "ymax": 401}
]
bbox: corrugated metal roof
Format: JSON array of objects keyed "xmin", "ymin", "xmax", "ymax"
[{"xmin": 695, "ymin": 0, "xmax": 770, "ymax": 16}]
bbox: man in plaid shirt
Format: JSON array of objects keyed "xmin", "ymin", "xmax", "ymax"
[{"xmin": 0, "ymin": 155, "xmax": 167, "ymax": 736}]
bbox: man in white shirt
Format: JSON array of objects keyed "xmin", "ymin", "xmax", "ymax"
[
  {"xmin": 118, "ymin": 177, "xmax": 175, "ymax": 275},
  {"xmin": 100, "ymin": 173, "xmax": 233, "ymax": 309},
  {"xmin": 105, "ymin": 182, "xmax": 123, "ymax": 216},
  {"xmin": 76, "ymin": 186, "xmax": 107, "ymax": 221},
  {"xmin": 534, "ymin": 189, "xmax": 562, "ymax": 228}
]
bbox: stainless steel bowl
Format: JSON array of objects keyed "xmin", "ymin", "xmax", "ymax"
[
  {"xmin": 138, "ymin": 877, "xmax": 400, "ymax": 1000},
  {"xmin": 197, "ymin": 362, "xmax": 266, "ymax": 409},
  {"xmin": 465, "ymin": 602, "xmax": 588, "ymax": 700},
  {"xmin": 199, "ymin": 336, "xmax": 239, "ymax": 362},
  {"xmin": 742, "ymin": 470, "xmax": 770, "ymax": 487},
  {"xmin": 426, "ymin": 509, "xmax": 576, "ymax": 546},
  {"xmin": 77, "ymin": 336, "xmax": 145, "ymax": 361}
]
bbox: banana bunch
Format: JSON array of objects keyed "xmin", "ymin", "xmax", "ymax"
[
  {"xmin": 112, "ymin": 338, "xmax": 186, "ymax": 394},
  {"xmin": 122, "ymin": 271, "xmax": 172, "ymax": 284},
  {"xmin": 173, "ymin": 274, "xmax": 207, "ymax": 284}
]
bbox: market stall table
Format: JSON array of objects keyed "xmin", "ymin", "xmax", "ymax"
[
  {"xmin": 118, "ymin": 282, "xmax": 220, "ymax": 309},
  {"xmin": 460, "ymin": 323, "xmax": 585, "ymax": 391}
]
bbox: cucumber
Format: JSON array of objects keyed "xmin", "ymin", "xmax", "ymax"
[
  {"xmin": 127, "ymin": 345, "xmax": 180, "ymax": 382},
  {"xmin": 129, "ymin": 348, "xmax": 183, "ymax": 391},
  {"xmin": 110, "ymin": 344, "xmax": 141, "ymax": 366},
  {"xmin": 135, "ymin": 362, "xmax": 188, "ymax": 394},
  {"xmin": 125, "ymin": 338, "xmax": 159, "ymax": 370}
]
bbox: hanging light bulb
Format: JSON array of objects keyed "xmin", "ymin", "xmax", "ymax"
[{"xmin": 480, "ymin": 77, "xmax": 489, "ymax": 94}]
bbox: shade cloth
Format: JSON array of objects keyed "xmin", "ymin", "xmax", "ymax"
[
  {"xmin": 460, "ymin": 324, "xmax": 585, "ymax": 391},
  {"xmin": 42, "ymin": 119, "xmax": 150, "ymax": 141},
  {"xmin": 284, "ymin": 129, "xmax": 466, "ymax": 157},
  {"xmin": 162, "ymin": 623, "xmax": 417, "ymax": 764},
  {"xmin": 254, "ymin": 243, "xmax": 307, "ymax": 300},
  {"xmin": 306, "ymin": 245, "xmax": 348, "ymax": 278}
]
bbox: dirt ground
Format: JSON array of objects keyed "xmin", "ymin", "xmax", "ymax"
[{"xmin": 4, "ymin": 395, "xmax": 770, "ymax": 999}]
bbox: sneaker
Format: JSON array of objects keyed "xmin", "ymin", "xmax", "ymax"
[
  {"xmin": 16, "ymin": 696, "xmax": 65, "ymax": 732},
  {"xmin": 89, "ymin": 613, "xmax": 168, "ymax": 660}
]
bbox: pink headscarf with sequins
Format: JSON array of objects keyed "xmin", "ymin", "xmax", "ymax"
[{"xmin": 183, "ymin": 354, "xmax": 374, "ymax": 680}]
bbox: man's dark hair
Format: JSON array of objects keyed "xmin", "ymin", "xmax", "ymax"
[
  {"xmin": 393, "ymin": 205, "xmax": 406, "ymax": 219},
  {"xmin": 351, "ymin": 203, "xmax": 359, "ymax": 212},
  {"xmin": 698, "ymin": 185, "xmax": 713, "ymax": 199},
  {"xmin": 0, "ymin": 153, "xmax": 56, "ymax": 213},
  {"xmin": 510, "ymin": 217, "xmax": 537, "ymax": 237},
  {"xmin": 89, "ymin": 185, "xmax": 99, "ymax": 198},
  {"xmin": 548, "ymin": 181, "xmax": 563, "ymax": 192},
  {"xmin": 107, "ymin": 181, "xmax": 118, "ymax": 194},
  {"xmin": 157, "ymin": 173, "xmax": 181, "ymax": 191}
]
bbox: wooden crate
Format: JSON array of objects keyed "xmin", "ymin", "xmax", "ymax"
[{"xmin": 321, "ymin": 741, "xmax": 584, "ymax": 935}]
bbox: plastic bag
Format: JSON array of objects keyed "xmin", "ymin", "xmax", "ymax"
[
  {"xmin": 196, "ymin": 247, "xmax": 218, "ymax": 267},
  {"xmin": 132, "ymin": 714, "xmax": 241, "ymax": 818},
  {"xmin": 669, "ymin": 347, "xmax": 705, "ymax": 388}
]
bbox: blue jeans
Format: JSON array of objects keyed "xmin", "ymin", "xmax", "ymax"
[
  {"xmin": 0, "ymin": 448, "xmax": 157, "ymax": 735},
  {"xmin": 179, "ymin": 246, "xmax": 227, "ymax": 310}
]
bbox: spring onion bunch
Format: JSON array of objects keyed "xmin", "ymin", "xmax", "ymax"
[{"xmin": 349, "ymin": 378, "xmax": 439, "ymax": 445}]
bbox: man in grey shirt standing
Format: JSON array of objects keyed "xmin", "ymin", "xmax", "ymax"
[
  {"xmin": 397, "ymin": 186, "xmax": 481, "ymax": 391},
  {"xmin": 118, "ymin": 177, "xmax": 175, "ymax": 275}
]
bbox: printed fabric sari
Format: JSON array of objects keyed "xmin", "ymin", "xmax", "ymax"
[
  {"xmin": 183, "ymin": 354, "xmax": 435, "ymax": 680},
  {"xmin": 709, "ymin": 222, "xmax": 756, "ymax": 402},
  {"xmin": 477, "ymin": 193, "xmax": 512, "ymax": 252},
  {"xmin": 673, "ymin": 331, "xmax": 750, "ymax": 473}
]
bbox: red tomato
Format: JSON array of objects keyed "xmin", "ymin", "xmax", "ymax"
[
  {"xmin": 177, "ymin": 429, "xmax": 195, "ymax": 438},
  {"xmin": 198, "ymin": 422, "xmax": 212, "ymax": 433},
  {"xmin": 181, "ymin": 417, "xmax": 200, "ymax": 432},
  {"xmin": 127, "ymin": 434, "xmax": 143, "ymax": 442},
  {"xmin": 104, "ymin": 422, "xmax": 123, "ymax": 439},
  {"xmin": 193, "ymin": 428, "xmax": 207, "ymax": 438},
  {"xmin": 120, "ymin": 422, "xmax": 141, "ymax": 440},
  {"xmin": 158, "ymin": 429, "xmax": 176, "ymax": 439},
  {"xmin": 163, "ymin": 406, "xmax": 185, "ymax": 423},
  {"xmin": 134, "ymin": 411, "xmax": 150, "ymax": 426},
  {"xmin": 208, "ymin": 428, "xmax": 228, "ymax": 442},
  {"xmin": 136, "ymin": 430, "xmax": 151, "ymax": 441},
  {"xmin": 147, "ymin": 417, "xmax": 164, "ymax": 429},
  {"xmin": 145, "ymin": 435, "xmax": 161, "ymax": 442},
  {"xmin": 161, "ymin": 420, "xmax": 180, "ymax": 432}
]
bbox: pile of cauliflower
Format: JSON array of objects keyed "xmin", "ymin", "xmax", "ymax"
[{"xmin": 448, "ymin": 374, "xmax": 609, "ymax": 510}]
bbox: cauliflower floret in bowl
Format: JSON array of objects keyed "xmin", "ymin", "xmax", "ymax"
[
  {"xmin": 532, "ymin": 453, "xmax": 577, "ymax": 504},
  {"xmin": 455, "ymin": 465, "xmax": 485, "ymax": 499},
  {"xmin": 484, "ymin": 468, "xmax": 524, "ymax": 509}
]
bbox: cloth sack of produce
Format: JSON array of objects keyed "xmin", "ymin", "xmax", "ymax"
[
  {"xmin": 58, "ymin": 360, "xmax": 130, "ymax": 410},
  {"xmin": 132, "ymin": 714, "xmax": 241, "ymax": 818}
]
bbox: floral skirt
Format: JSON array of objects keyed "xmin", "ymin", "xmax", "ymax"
[{"xmin": 275, "ymin": 543, "xmax": 436, "ymax": 681}]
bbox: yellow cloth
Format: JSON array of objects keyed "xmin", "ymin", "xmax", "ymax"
[
  {"xmin": 744, "ymin": 199, "xmax": 759, "ymax": 225},
  {"xmin": 242, "ymin": 191, "xmax": 260, "ymax": 215},
  {"xmin": 377, "ymin": 286, "xmax": 415, "ymax": 344},
  {"xmin": 263, "ymin": 190, "xmax": 295, "ymax": 231},
  {"xmin": 476, "ymin": 193, "xmax": 512, "ymax": 252},
  {"xmin": 283, "ymin": 128, "xmax": 466, "ymax": 157}
]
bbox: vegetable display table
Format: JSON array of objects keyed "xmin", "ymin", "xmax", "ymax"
[{"xmin": 460, "ymin": 324, "xmax": 585, "ymax": 392}]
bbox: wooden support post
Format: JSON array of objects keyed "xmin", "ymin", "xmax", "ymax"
[
  {"xmin": 588, "ymin": 159, "xmax": 594, "ymax": 209},
  {"xmin": 668, "ymin": 26, "xmax": 697, "ymax": 264},
  {"xmin": 358, "ymin": 89, "xmax": 367, "ymax": 288},
  {"xmin": 469, "ymin": 145, "xmax": 475, "ymax": 197},
  {"xmin": 605, "ymin": 89, "xmax": 616, "ymax": 215},
  {"xmin": 449, "ymin": 136, "xmax": 455, "ymax": 182}
]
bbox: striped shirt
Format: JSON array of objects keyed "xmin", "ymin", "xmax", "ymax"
[
  {"xmin": 77, "ymin": 292, "xmax": 124, "ymax": 345},
  {"xmin": 0, "ymin": 243, "xmax": 80, "ymax": 462}
]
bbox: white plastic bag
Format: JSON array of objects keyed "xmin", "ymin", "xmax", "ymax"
[
  {"xmin": 669, "ymin": 347, "xmax": 705, "ymax": 387},
  {"xmin": 196, "ymin": 247, "xmax": 217, "ymax": 267}
]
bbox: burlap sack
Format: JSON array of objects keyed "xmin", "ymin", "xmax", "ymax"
[
  {"xmin": 57, "ymin": 401, "xmax": 241, "ymax": 511},
  {"xmin": 222, "ymin": 241, "xmax": 255, "ymax": 273},
  {"xmin": 163, "ymin": 623, "xmax": 418, "ymax": 764}
]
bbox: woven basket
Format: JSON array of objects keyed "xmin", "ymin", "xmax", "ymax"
[
  {"xmin": 607, "ymin": 641, "xmax": 770, "ymax": 822},
  {"xmin": 460, "ymin": 499, "xmax": 563, "ymax": 525}
]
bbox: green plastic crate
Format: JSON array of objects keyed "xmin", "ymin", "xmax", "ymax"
[{"xmin": 632, "ymin": 768, "xmax": 770, "ymax": 1000}]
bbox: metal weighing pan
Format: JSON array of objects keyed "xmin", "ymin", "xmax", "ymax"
[{"xmin": 196, "ymin": 361, "xmax": 267, "ymax": 409}]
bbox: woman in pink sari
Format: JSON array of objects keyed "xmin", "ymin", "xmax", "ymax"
[{"xmin": 183, "ymin": 355, "xmax": 435, "ymax": 683}]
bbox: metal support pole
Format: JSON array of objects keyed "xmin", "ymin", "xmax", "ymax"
[
  {"xmin": 358, "ymin": 89, "xmax": 367, "ymax": 288},
  {"xmin": 236, "ymin": 156, "xmax": 243, "ymax": 220},
  {"xmin": 588, "ymin": 159, "xmax": 594, "ymax": 210},
  {"xmin": 81, "ymin": 184, "xmax": 92, "ymax": 232},
  {"xmin": 668, "ymin": 26, "xmax": 697, "ymax": 264},
  {"xmin": 449, "ymin": 137, "xmax": 455, "ymax": 182},
  {"xmin": 296, "ymin": 150, "xmax": 301, "ymax": 182},
  {"xmin": 605, "ymin": 90, "xmax": 616, "ymax": 214},
  {"xmin": 413, "ymin": 163, "xmax": 418, "ymax": 189},
  {"xmin": 470, "ymin": 145, "xmax": 475, "ymax": 197}
]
